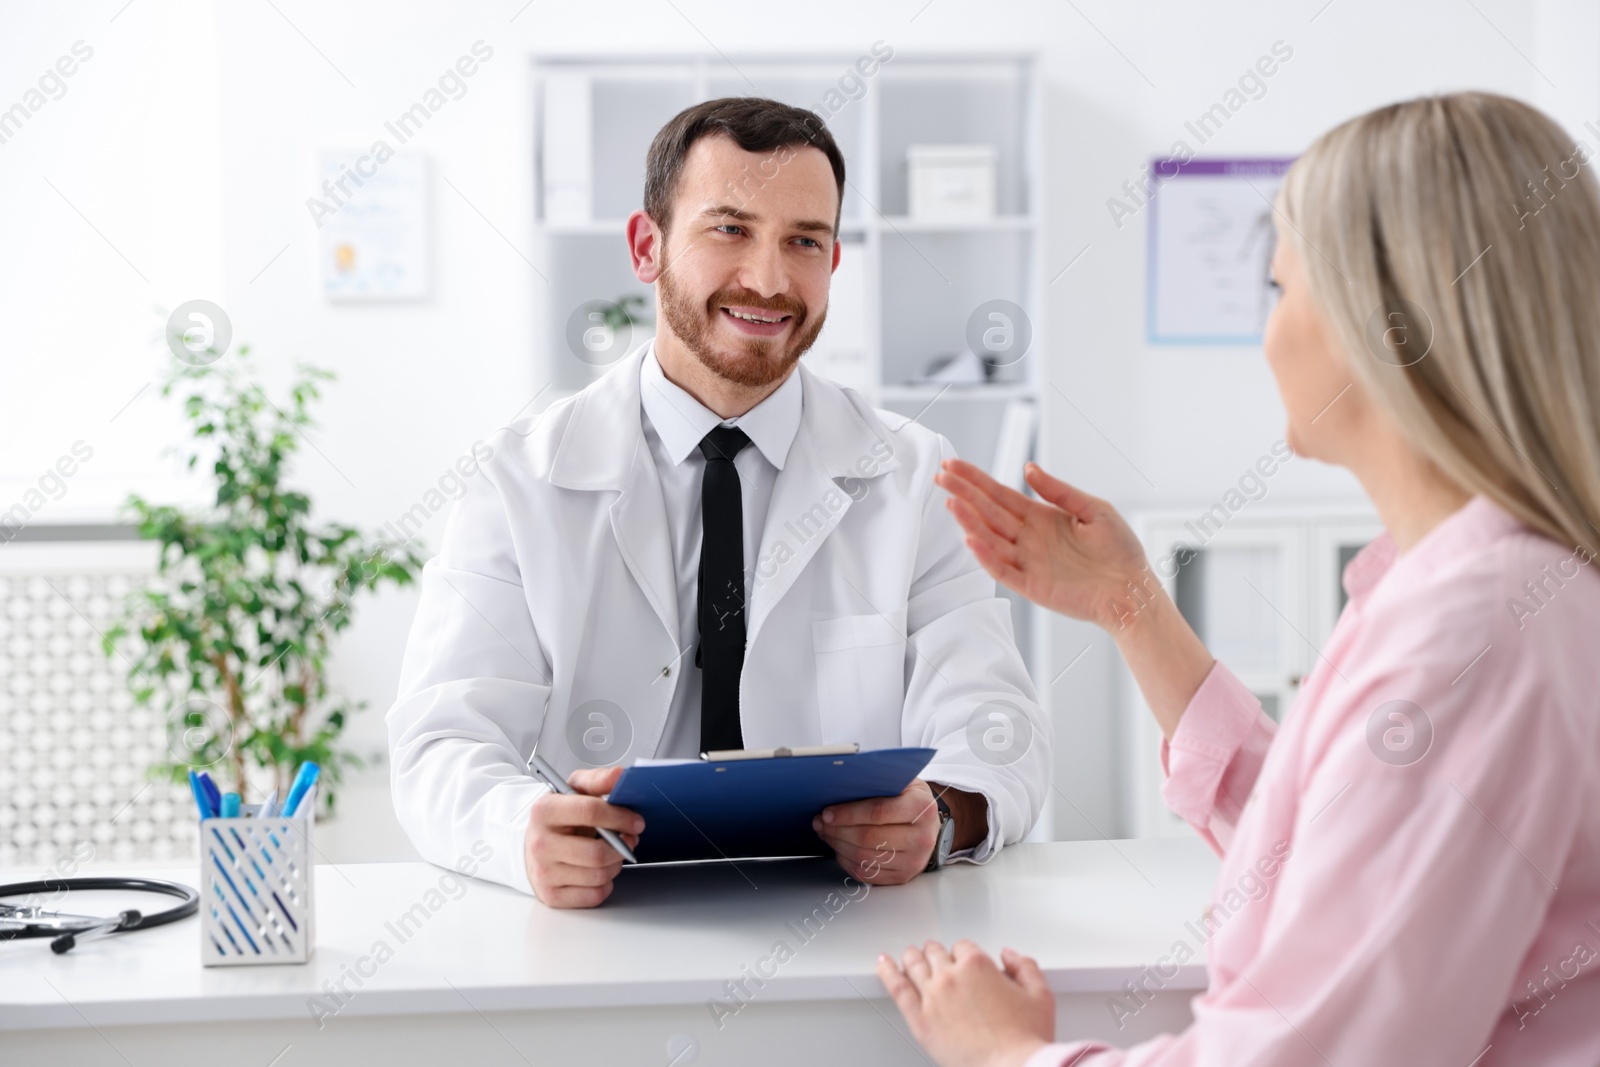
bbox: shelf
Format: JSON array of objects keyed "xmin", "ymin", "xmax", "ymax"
[
  {"xmin": 875, "ymin": 214, "xmax": 1038, "ymax": 233},
  {"xmin": 534, "ymin": 216, "xmax": 1035, "ymax": 237},
  {"xmin": 539, "ymin": 218, "xmax": 872, "ymax": 237},
  {"xmin": 876, "ymin": 383, "xmax": 1036, "ymax": 403}
]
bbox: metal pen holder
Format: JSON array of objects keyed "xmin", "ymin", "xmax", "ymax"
[{"xmin": 200, "ymin": 801, "xmax": 315, "ymax": 966}]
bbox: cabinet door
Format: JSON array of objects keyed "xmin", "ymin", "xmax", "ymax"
[
  {"xmin": 1161, "ymin": 522, "xmax": 1304, "ymax": 724},
  {"xmin": 1124, "ymin": 518, "xmax": 1302, "ymax": 836}
]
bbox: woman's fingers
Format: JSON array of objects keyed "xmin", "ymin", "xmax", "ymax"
[
  {"xmin": 940, "ymin": 458, "xmax": 1036, "ymax": 521},
  {"xmin": 966, "ymin": 534, "xmax": 1031, "ymax": 593},
  {"xmin": 936, "ymin": 468, "xmax": 1025, "ymax": 541},
  {"xmin": 923, "ymin": 940, "xmax": 954, "ymax": 971},
  {"xmin": 1001, "ymin": 947, "xmax": 1051, "ymax": 999},
  {"xmin": 946, "ymin": 498, "xmax": 1022, "ymax": 566},
  {"xmin": 903, "ymin": 945, "xmax": 933, "ymax": 987},
  {"xmin": 949, "ymin": 500, "xmax": 1032, "ymax": 586},
  {"xmin": 877, "ymin": 953, "xmax": 921, "ymax": 1013},
  {"xmin": 1023, "ymin": 462, "xmax": 1099, "ymax": 521}
]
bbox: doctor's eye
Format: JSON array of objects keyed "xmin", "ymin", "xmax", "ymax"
[{"xmin": 714, "ymin": 224, "xmax": 744, "ymax": 236}]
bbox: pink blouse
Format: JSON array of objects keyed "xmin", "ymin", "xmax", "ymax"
[{"xmin": 1027, "ymin": 496, "xmax": 1600, "ymax": 1066}]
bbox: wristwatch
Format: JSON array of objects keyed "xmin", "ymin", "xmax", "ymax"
[{"xmin": 925, "ymin": 789, "xmax": 956, "ymax": 872}]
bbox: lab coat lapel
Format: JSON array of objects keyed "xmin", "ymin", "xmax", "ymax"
[
  {"xmin": 747, "ymin": 428, "xmax": 844, "ymax": 645},
  {"xmin": 549, "ymin": 347, "xmax": 680, "ymax": 650},
  {"xmin": 609, "ymin": 441, "xmax": 679, "ymax": 649},
  {"xmin": 746, "ymin": 364, "xmax": 902, "ymax": 644}
]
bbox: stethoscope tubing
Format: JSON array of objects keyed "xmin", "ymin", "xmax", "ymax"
[{"xmin": 0, "ymin": 876, "xmax": 200, "ymax": 953}]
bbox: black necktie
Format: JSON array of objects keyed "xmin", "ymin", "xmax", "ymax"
[{"xmin": 697, "ymin": 425, "xmax": 750, "ymax": 754}]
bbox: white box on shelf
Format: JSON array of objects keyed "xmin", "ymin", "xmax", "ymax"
[
  {"xmin": 542, "ymin": 72, "xmax": 593, "ymax": 225},
  {"xmin": 200, "ymin": 806, "xmax": 315, "ymax": 966},
  {"xmin": 907, "ymin": 144, "xmax": 997, "ymax": 221}
]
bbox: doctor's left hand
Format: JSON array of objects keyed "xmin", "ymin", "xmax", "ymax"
[{"xmin": 813, "ymin": 778, "xmax": 945, "ymax": 884}]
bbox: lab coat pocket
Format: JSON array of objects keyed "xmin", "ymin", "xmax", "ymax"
[{"xmin": 812, "ymin": 610, "xmax": 907, "ymax": 750}]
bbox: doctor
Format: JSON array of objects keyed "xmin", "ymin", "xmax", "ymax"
[{"xmin": 387, "ymin": 96, "xmax": 1049, "ymax": 907}]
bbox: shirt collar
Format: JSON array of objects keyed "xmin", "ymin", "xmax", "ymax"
[
  {"xmin": 638, "ymin": 340, "xmax": 802, "ymax": 470},
  {"xmin": 1341, "ymin": 494, "xmax": 1524, "ymax": 603}
]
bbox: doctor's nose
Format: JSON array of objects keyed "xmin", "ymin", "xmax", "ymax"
[{"xmin": 737, "ymin": 241, "xmax": 790, "ymax": 300}]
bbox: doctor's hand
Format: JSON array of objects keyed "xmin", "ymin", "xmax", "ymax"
[
  {"xmin": 877, "ymin": 940, "xmax": 1054, "ymax": 1067},
  {"xmin": 813, "ymin": 778, "xmax": 950, "ymax": 884},
  {"xmin": 523, "ymin": 765, "xmax": 643, "ymax": 909},
  {"xmin": 935, "ymin": 458, "xmax": 1151, "ymax": 632}
]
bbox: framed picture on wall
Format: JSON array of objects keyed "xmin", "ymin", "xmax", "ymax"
[
  {"xmin": 314, "ymin": 151, "xmax": 431, "ymax": 302},
  {"xmin": 1146, "ymin": 157, "xmax": 1294, "ymax": 345}
]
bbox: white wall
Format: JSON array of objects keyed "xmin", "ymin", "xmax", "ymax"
[{"xmin": 3, "ymin": 0, "xmax": 1594, "ymax": 857}]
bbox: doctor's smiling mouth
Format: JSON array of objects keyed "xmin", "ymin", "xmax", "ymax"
[{"xmin": 659, "ymin": 272, "xmax": 822, "ymax": 390}]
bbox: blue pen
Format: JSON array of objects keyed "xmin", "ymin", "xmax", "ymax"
[
  {"xmin": 281, "ymin": 762, "xmax": 320, "ymax": 817},
  {"xmin": 189, "ymin": 770, "xmax": 216, "ymax": 819},
  {"xmin": 198, "ymin": 771, "xmax": 223, "ymax": 815},
  {"xmin": 220, "ymin": 792, "xmax": 241, "ymax": 818}
]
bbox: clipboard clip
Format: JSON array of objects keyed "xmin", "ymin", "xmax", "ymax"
[{"xmin": 700, "ymin": 743, "xmax": 861, "ymax": 761}]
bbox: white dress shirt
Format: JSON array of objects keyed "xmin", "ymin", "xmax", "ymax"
[{"xmin": 638, "ymin": 342, "xmax": 802, "ymax": 758}]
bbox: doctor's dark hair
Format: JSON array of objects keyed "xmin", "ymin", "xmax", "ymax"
[{"xmin": 642, "ymin": 97, "xmax": 846, "ymax": 237}]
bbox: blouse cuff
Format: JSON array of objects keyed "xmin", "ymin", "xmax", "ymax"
[{"xmin": 1159, "ymin": 660, "xmax": 1265, "ymax": 828}]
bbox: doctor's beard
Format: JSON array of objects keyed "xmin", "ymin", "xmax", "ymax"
[{"xmin": 657, "ymin": 268, "xmax": 827, "ymax": 389}]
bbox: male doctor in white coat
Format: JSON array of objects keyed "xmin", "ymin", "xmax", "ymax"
[{"xmin": 388, "ymin": 96, "xmax": 1049, "ymax": 907}]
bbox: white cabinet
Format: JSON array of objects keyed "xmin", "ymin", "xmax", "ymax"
[{"xmin": 1123, "ymin": 509, "xmax": 1382, "ymax": 837}]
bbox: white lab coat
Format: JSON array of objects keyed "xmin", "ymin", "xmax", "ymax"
[{"xmin": 387, "ymin": 345, "xmax": 1050, "ymax": 894}]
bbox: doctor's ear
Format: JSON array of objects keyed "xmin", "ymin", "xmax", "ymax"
[{"xmin": 627, "ymin": 210, "xmax": 666, "ymax": 283}]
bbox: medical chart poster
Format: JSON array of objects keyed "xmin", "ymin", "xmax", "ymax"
[
  {"xmin": 316, "ymin": 151, "xmax": 431, "ymax": 302},
  {"xmin": 1147, "ymin": 158, "xmax": 1294, "ymax": 345}
]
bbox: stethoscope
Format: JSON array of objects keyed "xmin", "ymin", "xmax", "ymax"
[{"xmin": 0, "ymin": 877, "xmax": 199, "ymax": 954}]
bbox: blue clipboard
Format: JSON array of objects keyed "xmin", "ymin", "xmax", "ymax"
[{"xmin": 607, "ymin": 747, "xmax": 937, "ymax": 864}]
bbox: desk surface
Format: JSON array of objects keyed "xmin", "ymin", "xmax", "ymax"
[{"xmin": 0, "ymin": 838, "xmax": 1219, "ymax": 1030}]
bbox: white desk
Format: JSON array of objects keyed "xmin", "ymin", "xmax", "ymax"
[{"xmin": 1, "ymin": 839, "xmax": 1217, "ymax": 1066}]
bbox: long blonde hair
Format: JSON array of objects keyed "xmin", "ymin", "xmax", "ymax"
[{"xmin": 1278, "ymin": 91, "xmax": 1600, "ymax": 556}]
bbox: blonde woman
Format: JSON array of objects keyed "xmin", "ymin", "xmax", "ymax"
[{"xmin": 877, "ymin": 92, "xmax": 1600, "ymax": 1066}]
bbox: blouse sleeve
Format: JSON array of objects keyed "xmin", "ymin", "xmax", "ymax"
[
  {"xmin": 1017, "ymin": 664, "xmax": 1279, "ymax": 1067},
  {"xmin": 1159, "ymin": 662, "xmax": 1277, "ymax": 854}
]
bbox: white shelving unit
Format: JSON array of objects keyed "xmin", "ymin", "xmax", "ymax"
[
  {"xmin": 530, "ymin": 52, "xmax": 1051, "ymax": 707},
  {"xmin": 1123, "ymin": 509, "xmax": 1383, "ymax": 837}
]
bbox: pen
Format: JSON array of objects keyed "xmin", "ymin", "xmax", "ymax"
[
  {"xmin": 282, "ymin": 762, "xmax": 320, "ymax": 818},
  {"xmin": 197, "ymin": 771, "xmax": 223, "ymax": 815},
  {"xmin": 527, "ymin": 752, "xmax": 637, "ymax": 864},
  {"xmin": 220, "ymin": 793, "xmax": 241, "ymax": 818},
  {"xmin": 260, "ymin": 789, "xmax": 279, "ymax": 818},
  {"xmin": 189, "ymin": 770, "xmax": 216, "ymax": 819}
]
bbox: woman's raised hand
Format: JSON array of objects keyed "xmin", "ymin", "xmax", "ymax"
[
  {"xmin": 939, "ymin": 458, "xmax": 1216, "ymax": 741},
  {"xmin": 934, "ymin": 459, "xmax": 1152, "ymax": 633}
]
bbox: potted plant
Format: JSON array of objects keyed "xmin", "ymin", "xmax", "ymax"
[
  {"xmin": 105, "ymin": 347, "xmax": 425, "ymax": 814},
  {"xmin": 600, "ymin": 293, "xmax": 650, "ymax": 336}
]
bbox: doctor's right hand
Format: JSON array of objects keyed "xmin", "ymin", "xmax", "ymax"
[{"xmin": 523, "ymin": 765, "xmax": 644, "ymax": 908}]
